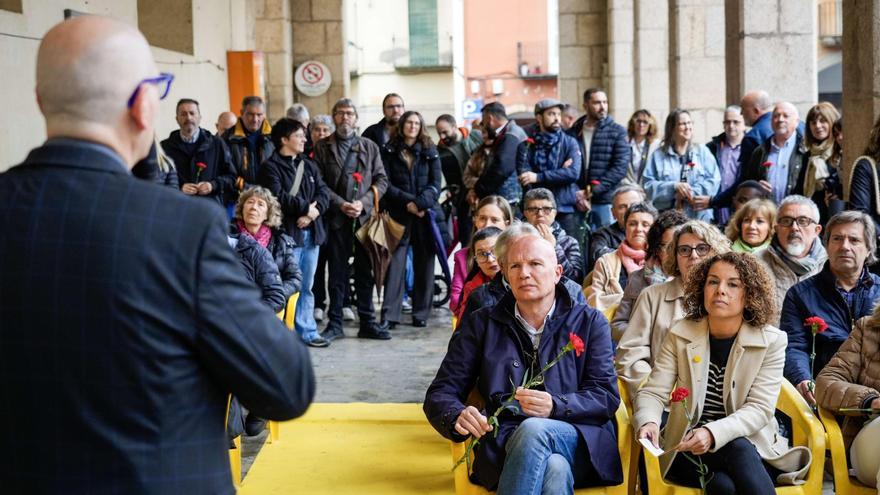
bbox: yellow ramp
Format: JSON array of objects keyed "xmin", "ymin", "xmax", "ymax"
[{"xmin": 239, "ymin": 403, "xmax": 455, "ymax": 495}]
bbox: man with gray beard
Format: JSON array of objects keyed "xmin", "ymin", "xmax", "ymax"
[
  {"xmin": 313, "ymin": 98, "xmax": 391, "ymax": 341},
  {"xmin": 756, "ymin": 195, "xmax": 827, "ymax": 325}
]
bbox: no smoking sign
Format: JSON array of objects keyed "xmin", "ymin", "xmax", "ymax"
[{"xmin": 294, "ymin": 60, "xmax": 332, "ymax": 97}]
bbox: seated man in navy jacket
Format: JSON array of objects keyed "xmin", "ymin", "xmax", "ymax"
[
  {"xmin": 425, "ymin": 234, "xmax": 622, "ymax": 493},
  {"xmin": 780, "ymin": 210, "xmax": 880, "ymax": 405}
]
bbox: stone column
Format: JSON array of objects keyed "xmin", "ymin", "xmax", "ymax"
[
  {"xmin": 606, "ymin": 0, "xmax": 635, "ymax": 123},
  {"xmin": 633, "ymin": 0, "xmax": 669, "ymax": 123},
  {"xmin": 558, "ymin": 0, "xmax": 608, "ymax": 108},
  {"xmin": 668, "ymin": 0, "xmax": 726, "ymax": 144},
  {"xmin": 841, "ymin": 0, "xmax": 880, "ymax": 199},
  {"xmin": 291, "ymin": 0, "xmax": 348, "ymax": 115},
  {"xmin": 255, "ymin": 0, "xmax": 294, "ymax": 122},
  {"xmin": 725, "ymin": 0, "xmax": 817, "ymax": 118}
]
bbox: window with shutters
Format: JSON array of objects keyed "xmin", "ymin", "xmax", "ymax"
[{"xmin": 408, "ymin": 0, "xmax": 438, "ymax": 67}]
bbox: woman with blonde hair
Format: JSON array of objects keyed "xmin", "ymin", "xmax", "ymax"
[
  {"xmin": 616, "ymin": 220, "xmax": 731, "ymax": 396},
  {"xmin": 725, "ymin": 198, "xmax": 776, "ymax": 253},
  {"xmin": 636, "ymin": 252, "xmax": 811, "ymax": 493}
]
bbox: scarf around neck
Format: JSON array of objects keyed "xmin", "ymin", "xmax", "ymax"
[
  {"xmin": 733, "ymin": 237, "xmax": 770, "ymax": 254},
  {"xmin": 803, "ymin": 142, "xmax": 834, "ymax": 197},
  {"xmin": 769, "ymin": 237, "xmax": 825, "ymax": 277},
  {"xmin": 531, "ymin": 129, "xmax": 563, "ymax": 172},
  {"xmin": 617, "ymin": 240, "xmax": 647, "ymax": 274},
  {"xmin": 237, "ymin": 219, "xmax": 272, "ymax": 248}
]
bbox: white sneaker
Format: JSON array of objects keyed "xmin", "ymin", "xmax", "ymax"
[
  {"xmin": 314, "ymin": 308, "xmax": 325, "ymax": 322},
  {"xmin": 343, "ymin": 307, "xmax": 356, "ymax": 321},
  {"xmin": 402, "ymin": 297, "xmax": 413, "ymax": 313}
]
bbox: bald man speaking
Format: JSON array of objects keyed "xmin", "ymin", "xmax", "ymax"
[{"xmin": 0, "ymin": 17, "xmax": 314, "ymax": 494}]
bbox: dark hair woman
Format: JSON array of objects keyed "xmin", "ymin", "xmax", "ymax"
[
  {"xmin": 636, "ymin": 252, "xmax": 811, "ymax": 493},
  {"xmin": 257, "ymin": 117, "xmax": 331, "ymax": 348},
  {"xmin": 378, "ymin": 110, "xmax": 442, "ymax": 329}
]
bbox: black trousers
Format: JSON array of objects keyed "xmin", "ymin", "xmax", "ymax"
[
  {"xmin": 326, "ymin": 218, "xmax": 375, "ymax": 325},
  {"xmin": 665, "ymin": 437, "xmax": 780, "ymax": 495},
  {"xmin": 382, "ymin": 220, "xmax": 434, "ymax": 323}
]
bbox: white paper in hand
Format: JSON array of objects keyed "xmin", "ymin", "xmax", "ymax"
[{"xmin": 639, "ymin": 437, "xmax": 666, "ymax": 457}]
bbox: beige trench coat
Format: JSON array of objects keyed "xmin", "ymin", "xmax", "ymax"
[
  {"xmin": 633, "ymin": 318, "xmax": 811, "ymax": 483},
  {"xmin": 615, "ymin": 277, "xmax": 686, "ymax": 397},
  {"xmin": 585, "ymin": 250, "xmax": 625, "ymax": 311}
]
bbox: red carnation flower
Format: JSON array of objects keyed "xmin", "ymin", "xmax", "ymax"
[
  {"xmin": 761, "ymin": 161, "xmax": 773, "ymax": 168},
  {"xmin": 687, "ymin": 162, "xmax": 696, "ymax": 168},
  {"xmin": 671, "ymin": 387, "xmax": 690, "ymax": 403},
  {"xmin": 804, "ymin": 316, "xmax": 828, "ymax": 334},
  {"xmin": 589, "ymin": 180, "xmax": 600, "ymax": 186},
  {"xmin": 352, "ymin": 172, "xmax": 363, "ymax": 184},
  {"xmin": 196, "ymin": 162, "xmax": 207, "ymax": 170},
  {"xmin": 525, "ymin": 137, "xmax": 536, "ymax": 145},
  {"xmin": 568, "ymin": 332, "xmax": 585, "ymax": 357}
]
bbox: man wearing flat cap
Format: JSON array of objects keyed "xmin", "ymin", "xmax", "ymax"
[{"xmin": 517, "ymin": 99, "xmax": 583, "ymax": 237}]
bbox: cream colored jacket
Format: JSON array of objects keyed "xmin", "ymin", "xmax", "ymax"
[
  {"xmin": 585, "ymin": 250, "xmax": 624, "ymax": 311},
  {"xmin": 615, "ymin": 277, "xmax": 686, "ymax": 397},
  {"xmin": 633, "ymin": 318, "xmax": 811, "ymax": 483}
]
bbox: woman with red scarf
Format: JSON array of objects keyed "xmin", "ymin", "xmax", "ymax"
[{"xmin": 586, "ymin": 202, "xmax": 657, "ymax": 311}]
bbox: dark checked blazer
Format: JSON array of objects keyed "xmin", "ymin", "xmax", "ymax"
[{"xmin": 0, "ymin": 139, "xmax": 315, "ymax": 495}]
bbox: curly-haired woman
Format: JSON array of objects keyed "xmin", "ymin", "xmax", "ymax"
[
  {"xmin": 616, "ymin": 220, "xmax": 731, "ymax": 395},
  {"xmin": 635, "ymin": 252, "xmax": 811, "ymax": 494}
]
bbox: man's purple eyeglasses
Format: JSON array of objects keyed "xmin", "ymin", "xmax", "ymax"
[{"xmin": 127, "ymin": 72, "xmax": 175, "ymax": 108}]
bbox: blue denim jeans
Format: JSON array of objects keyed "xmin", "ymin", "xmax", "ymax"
[
  {"xmin": 293, "ymin": 230, "xmax": 320, "ymax": 342},
  {"xmin": 496, "ymin": 418, "xmax": 591, "ymax": 495},
  {"xmin": 587, "ymin": 202, "xmax": 613, "ymax": 231}
]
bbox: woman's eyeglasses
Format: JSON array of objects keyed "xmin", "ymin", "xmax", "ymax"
[
  {"xmin": 475, "ymin": 251, "xmax": 496, "ymax": 262},
  {"xmin": 676, "ymin": 244, "xmax": 711, "ymax": 257}
]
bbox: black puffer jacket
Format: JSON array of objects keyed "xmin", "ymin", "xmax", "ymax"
[
  {"xmin": 380, "ymin": 140, "xmax": 442, "ymax": 232},
  {"xmin": 223, "ymin": 119, "xmax": 275, "ymax": 193},
  {"xmin": 228, "ymin": 232, "xmax": 286, "ymax": 313},
  {"xmin": 567, "ymin": 115, "xmax": 630, "ymax": 204},
  {"xmin": 266, "ymin": 229, "xmax": 302, "ymax": 300},
  {"xmin": 257, "ymin": 151, "xmax": 330, "ymax": 246},
  {"xmin": 552, "ymin": 222, "xmax": 584, "ymax": 282}
]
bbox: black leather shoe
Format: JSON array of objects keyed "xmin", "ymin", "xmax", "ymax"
[
  {"xmin": 306, "ymin": 336, "xmax": 331, "ymax": 348},
  {"xmin": 411, "ymin": 319, "xmax": 427, "ymax": 327},
  {"xmin": 357, "ymin": 323, "xmax": 392, "ymax": 340},
  {"xmin": 322, "ymin": 325, "xmax": 344, "ymax": 342},
  {"xmin": 378, "ymin": 320, "xmax": 397, "ymax": 331}
]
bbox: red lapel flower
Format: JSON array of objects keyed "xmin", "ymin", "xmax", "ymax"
[
  {"xmin": 687, "ymin": 162, "xmax": 696, "ymax": 168},
  {"xmin": 196, "ymin": 162, "xmax": 207, "ymax": 170},
  {"xmin": 671, "ymin": 386, "xmax": 690, "ymax": 403},
  {"xmin": 589, "ymin": 180, "xmax": 600, "ymax": 186},
  {"xmin": 352, "ymin": 172, "xmax": 363, "ymax": 184},
  {"xmin": 525, "ymin": 137, "xmax": 536, "ymax": 145},
  {"xmin": 761, "ymin": 161, "xmax": 773, "ymax": 168},
  {"xmin": 568, "ymin": 332, "xmax": 585, "ymax": 357},
  {"xmin": 804, "ymin": 316, "xmax": 828, "ymax": 334}
]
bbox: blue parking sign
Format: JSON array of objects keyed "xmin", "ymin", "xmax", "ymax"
[{"xmin": 462, "ymin": 99, "xmax": 483, "ymax": 119}]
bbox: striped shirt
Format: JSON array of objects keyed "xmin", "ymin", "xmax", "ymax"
[{"xmin": 699, "ymin": 335, "xmax": 736, "ymax": 425}]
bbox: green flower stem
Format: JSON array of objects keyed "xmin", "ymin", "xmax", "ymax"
[
  {"xmin": 452, "ymin": 343, "xmax": 575, "ymax": 471},
  {"xmin": 808, "ymin": 325, "xmax": 817, "ymax": 393},
  {"xmin": 681, "ymin": 397, "xmax": 711, "ymax": 495}
]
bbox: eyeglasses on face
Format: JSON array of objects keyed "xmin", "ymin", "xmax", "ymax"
[
  {"xmin": 334, "ymin": 110, "xmax": 357, "ymax": 118},
  {"xmin": 475, "ymin": 250, "xmax": 496, "ymax": 262},
  {"xmin": 777, "ymin": 216, "xmax": 816, "ymax": 228},
  {"xmin": 127, "ymin": 72, "xmax": 174, "ymax": 108},
  {"xmin": 524, "ymin": 206, "xmax": 555, "ymax": 215},
  {"xmin": 676, "ymin": 243, "xmax": 711, "ymax": 257}
]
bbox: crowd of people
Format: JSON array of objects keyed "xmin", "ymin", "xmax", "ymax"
[{"xmin": 421, "ymin": 89, "xmax": 880, "ymax": 494}]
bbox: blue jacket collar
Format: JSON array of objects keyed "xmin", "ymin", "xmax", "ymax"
[{"xmin": 23, "ymin": 138, "xmax": 130, "ymax": 175}]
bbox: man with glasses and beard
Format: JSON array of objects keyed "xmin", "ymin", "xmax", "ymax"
[
  {"xmin": 756, "ymin": 195, "xmax": 827, "ymax": 325},
  {"xmin": 517, "ymin": 99, "xmax": 582, "ymax": 237},
  {"xmin": 362, "ymin": 93, "xmax": 405, "ymax": 148},
  {"xmin": 314, "ymin": 98, "xmax": 391, "ymax": 341}
]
